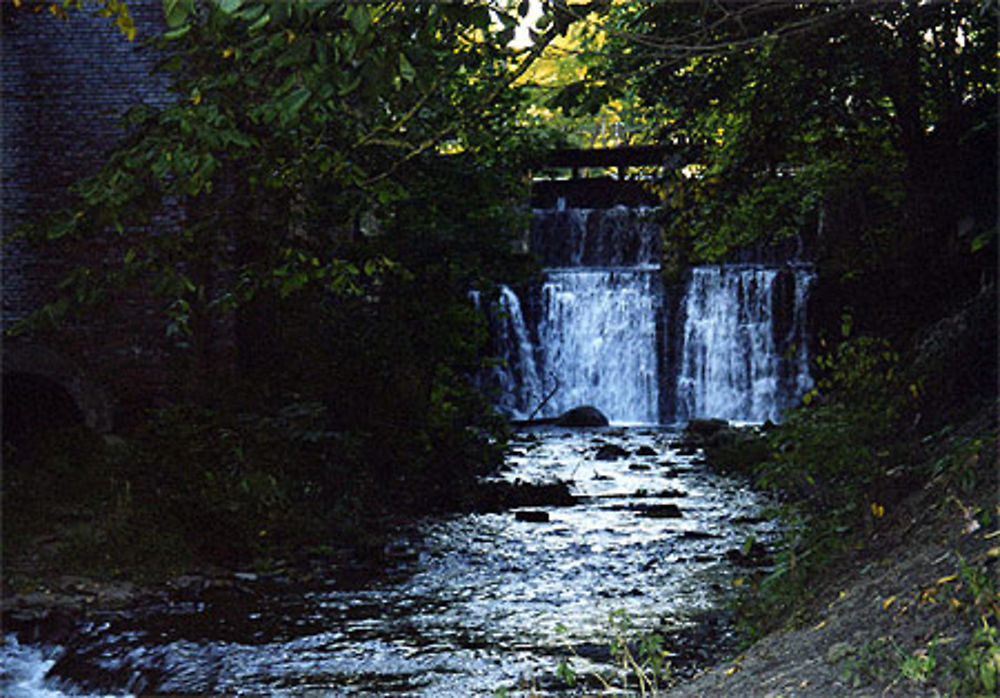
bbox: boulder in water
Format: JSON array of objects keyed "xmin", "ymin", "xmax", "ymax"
[
  {"xmin": 515, "ymin": 510, "xmax": 550, "ymax": 523},
  {"xmin": 595, "ymin": 443, "xmax": 630, "ymax": 460},
  {"xmin": 685, "ymin": 418, "xmax": 730, "ymax": 440},
  {"xmin": 555, "ymin": 405, "xmax": 610, "ymax": 427},
  {"xmin": 638, "ymin": 503, "xmax": 683, "ymax": 519}
]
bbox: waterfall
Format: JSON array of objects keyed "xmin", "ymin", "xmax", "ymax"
[
  {"xmin": 528, "ymin": 206, "xmax": 662, "ymax": 423},
  {"xmin": 480, "ymin": 286, "xmax": 543, "ymax": 420},
  {"xmin": 675, "ymin": 265, "xmax": 815, "ymax": 423},
  {"xmin": 531, "ymin": 206, "xmax": 661, "ymax": 268},
  {"xmin": 486, "ymin": 203, "xmax": 814, "ymax": 424},
  {"xmin": 537, "ymin": 269, "xmax": 660, "ymax": 424}
]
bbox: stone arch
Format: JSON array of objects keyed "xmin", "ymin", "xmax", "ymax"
[{"xmin": 2, "ymin": 343, "xmax": 112, "ymax": 444}]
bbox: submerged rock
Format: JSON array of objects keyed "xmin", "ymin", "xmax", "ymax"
[
  {"xmin": 508, "ymin": 405, "xmax": 609, "ymax": 428},
  {"xmin": 515, "ymin": 510, "xmax": 550, "ymax": 523},
  {"xmin": 467, "ymin": 479, "xmax": 577, "ymax": 511},
  {"xmin": 555, "ymin": 405, "xmax": 610, "ymax": 427},
  {"xmin": 656, "ymin": 488, "xmax": 688, "ymax": 498},
  {"xmin": 685, "ymin": 418, "xmax": 730, "ymax": 440},
  {"xmin": 637, "ymin": 503, "xmax": 683, "ymax": 518},
  {"xmin": 595, "ymin": 443, "xmax": 630, "ymax": 460}
]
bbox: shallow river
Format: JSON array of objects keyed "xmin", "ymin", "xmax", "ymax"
[{"xmin": 2, "ymin": 426, "xmax": 775, "ymax": 696}]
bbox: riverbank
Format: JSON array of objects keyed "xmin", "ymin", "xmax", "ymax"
[
  {"xmin": 2, "ymin": 424, "xmax": 779, "ymax": 695},
  {"xmin": 3, "ymin": 411, "xmax": 994, "ymax": 695},
  {"xmin": 668, "ymin": 406, "xmax": 998, "ymax": 697},
  {"xmin": 0, "ymin": 475, "xmax": 579, "ymax": 638}
]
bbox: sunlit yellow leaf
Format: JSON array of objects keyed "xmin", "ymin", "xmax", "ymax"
[
  {"xmin": 936, "ymin": 574, "xmax": 958, "ymax": 585},
  {"xmin": 724, "ymin": 664, "xmax": 741, "ymax": 675},
  {"xmin": 813, "ymin": 619, "xmax": 827, "ymax": 630},
  {"xmin": 882, "ymin": 595, "xmax": 897, "ymax": 610}
]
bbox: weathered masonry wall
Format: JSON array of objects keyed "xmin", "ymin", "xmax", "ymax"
[{"xmin": 2, "ymin": 3, "xmax": 172, "ymax": 432}]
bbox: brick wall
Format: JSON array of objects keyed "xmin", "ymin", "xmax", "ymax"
[{"xmin": 2, "ymin": 2, "xmax": 175, "ymax": 428}]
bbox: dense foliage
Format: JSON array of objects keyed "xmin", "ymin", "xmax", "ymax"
[
  {"xmin": 7, "ymin": 0, "xmax": 584, "ymax": 569},
  {"xmin": 552, "ymin": 1, "xmax": 995, "ymax": 336},
  {"xmin": 6, "ymin": 0, "xmax": 996, "ymax": 622},
  {"xmin": 545, "ymin": 2, "xmax": 998, "ymax": 690}
]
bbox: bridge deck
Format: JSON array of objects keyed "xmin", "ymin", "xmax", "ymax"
[{"xmin": 531, "ymin": 146, "xmax": 668, "ymax": 209}]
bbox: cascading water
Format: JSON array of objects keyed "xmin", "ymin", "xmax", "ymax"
[
  {"xmin": 537, "ymin": 268, "xmax": 660, "ymax": 423},
  {"xmin": 529, "ymin": 206, "xmax": 662, "ymax": 423},
  {"xmin": 487, "ymin": 204, "xmax": 814, "ymax": 424},
  {"xmin": 483, "ymin": 286, "xmax": 543, "ymax": 419},
  {"xmin": 675, "ymin": 265, "xmax": 815, "ymax": 423}
]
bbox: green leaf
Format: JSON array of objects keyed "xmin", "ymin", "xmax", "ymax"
[
  {"xmin": 248, "ymin": 9, "xmax": 271, "ymax": 32},
  {"xmin": 213, "ymin": 0, "xmax": 244, "ymax": 13},
  {"xmin": 236, "ymin": 3, "xmax": 265, "ymax": 21},
  {"xmin": 981, "ymin": 659, "xmax": 995, "ymax": 692},
  {"xmin": 163, "ymin": 0, "xmax": 194, "ymax": 29},
  {"xmin": 277, "ymin": 37, "xmax": 312, "ymax": 68},
  {"xmin": 840, "ymin": 313, "xmax": 853, "ymax": 338},
  {"xmin": 347, "ymin": 5, "xmax": 371, "ymax": 35},
  {"xmin": 970, "ymin": 230, "xmax": 993, "ymax": 253},
  {"xmin": 399, "ymin": 52, "xmax": 416, "ymax": 83},
  {"xmin": 163, "ymin": 24, "xmax": 192, "ymax": 40},
  {"xmin": 280, "ymin": 87, "xmax": 312, "ymax": 121},
  {"xmin": 337, "ymin": 74, "xmax": 361, "ymax": 96},
  {"xmin": 555, "ymin": 658, "xmax": 576, "ymax": 686}
]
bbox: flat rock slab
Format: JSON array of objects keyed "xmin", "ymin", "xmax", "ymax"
[
  {"xmin": 515, "ymin": 510, "xmax": 550, "ymax": 523},
  {"xmin": 637, "ymin": 503, "xmax": 683, "ymax": 518}
]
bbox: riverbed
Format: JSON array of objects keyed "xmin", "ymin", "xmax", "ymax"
[{"xmin": 2, "ymin": 426, "xmax": 775, "ymax": 696}]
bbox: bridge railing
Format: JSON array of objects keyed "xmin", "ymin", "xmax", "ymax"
[{"xmin": 530, "ymin": 145, "xmax": 670, "ymax": 208}]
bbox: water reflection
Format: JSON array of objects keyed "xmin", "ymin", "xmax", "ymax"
[{"xmin": 3, "ymin": 426, "xmax": 775, "ymax": 696}]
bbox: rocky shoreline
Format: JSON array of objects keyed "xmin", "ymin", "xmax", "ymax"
[{"xmin": 5, "ymin": 414, "xmax": 992, "ymax": 696}]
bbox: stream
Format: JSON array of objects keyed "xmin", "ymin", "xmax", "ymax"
[{"xmin": 2, "ymin": 426, "xmax": 776, "ymax": 697}]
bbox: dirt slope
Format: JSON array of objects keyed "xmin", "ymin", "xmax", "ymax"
[{"xmin": 668, "ymin": 426, "xmax": 998, "ymax": 698}]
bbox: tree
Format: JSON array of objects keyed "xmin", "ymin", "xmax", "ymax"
[
  {"xmin": 9, "ymin": 0, "xmax": 589, "ymax": 557},
  {"xmin": 562, "ymin": 0, "xmax": 995, "ymax": 330}
]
